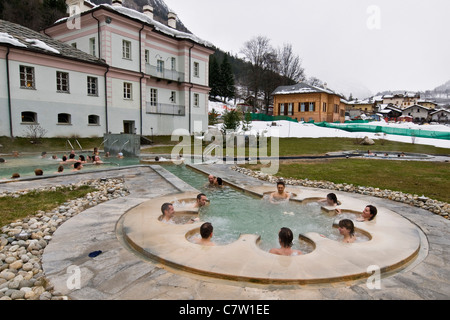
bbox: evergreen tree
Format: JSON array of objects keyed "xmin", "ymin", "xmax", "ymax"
[
  {"xmin": 208, "ymin": 108, "xmax": 220, "ymax": 126},
  {"xmin": 221, "ymin": 109, "xmax": 241, "ymax": 134},
  {"xmin": 219, "ymin": 54, "xmax": 235, "ymax": 102},
  {"xmin": 208, "ymin": 55, "xmax": 221, "ymax": 99},
  {"xmin": 242, "ymin": 110, "xmax": 252, "ymax": 131}
]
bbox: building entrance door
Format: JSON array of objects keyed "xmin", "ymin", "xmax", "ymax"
[{"xmin": 123, "ymin": 121, "xmax": 135, "ymax": 134}]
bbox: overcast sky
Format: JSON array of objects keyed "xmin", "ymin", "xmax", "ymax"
[{"xmin": 164, "ymin": 0, "xmax": 450, "ymax": 98}]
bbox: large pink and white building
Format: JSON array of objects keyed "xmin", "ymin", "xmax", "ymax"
[{"xmin": 0, "ymin": 0, "xmax": 214, "ymax": 138}]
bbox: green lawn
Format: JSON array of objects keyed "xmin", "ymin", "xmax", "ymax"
[
  {"xmin": 141, "ymin": 136, "xmax": 450, "ymax": 156},
  {"xmin": 0, "ymin": 185, "xmax": 95, "ymax": 226},
  {"xmin": 244, "ymin": 159, "xmax": 450, "ymax": 203}
]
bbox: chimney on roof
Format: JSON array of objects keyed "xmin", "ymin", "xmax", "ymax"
[
  {"xmin": 323, "ymin": 82, "xmax": 328, "ymax": 90},
  {"xmin": 143, "ymin": 5, "xmax": 154, "ymax": 20},
  {"xmin": 66, "ymin": 0, "xmax": 83, "ymax": 17},
  {"xmin": 112, "ymin": 0, "xmax": 122, "ymax": 7},
  {"xmin": 168, "ymin": 11, "xmax": 177, "ymax": 29}
]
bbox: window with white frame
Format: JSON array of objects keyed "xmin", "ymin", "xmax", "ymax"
[
  {"xmin": 87, "ymin": 76, "xmax": 98, "ymax": 96},
  {"xmin": 299, "ymin": 103, "xmax": 305, "ymax": 112},
  {"xmin": 309, "ymin": 102, "xmax": 315, "ymax": 112},
  {"xmin": 171, "ymin": 57, "xmax": 176, "ymax": 70},
  {"xmin": 145, "ymin": 50, "xmax": 150, "ymax": 64},
  {"xmin": 123, "ymin": 82, "xmax": 132, "ymax": 99},
  {"xmin": 288, "ymin": 103, "xmax": 293, "ymax": 115},
  {"xmin": 157, "ymin": 60, "xmax": 164, "ymax": 73},
  {"xmin": 89, "ymin": 37, "xmax": 96, "ymax": 56},
  {"xmin": 56, "ymin": 71, "xmax": 69, "ymax": 93},
  {"xmin": 193, "ymin": 93, "xmax": 200, "ymax": 107},
  {"xmin": 193, "ymin": 62, "xmax": 199, "ymax": 77},
  {"xmin": 150, "ymin": 88, "xmax": 158, "ymax": 106},
  {"xmin": 122, "ymin": 40, "xmax": 131, "ymax": 59},
  {"xmin": 20, "ymin": 65, "xmax": 35, "ymax": 89}
]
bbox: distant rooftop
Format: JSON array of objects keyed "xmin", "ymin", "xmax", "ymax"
[{"xmin": 272, "ymin": 82, "xmax": 341, "ymax": 97}]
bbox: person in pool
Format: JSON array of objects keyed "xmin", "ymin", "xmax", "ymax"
[
  {"xmin": 269, "ymin": 180, "xmax": 291, "ymax": 203},
  {"xmin": 192, "ymin": 193, "xmax": 208, "ymax": 208},
  {"xmin": 159, "ymin": 203, "xmax": 199, "ymax": 224},
  {"xmin": 193, "ymin": 222, "xmax": 215, "ymax": 246},
  {"xmin": 357, "ymin": 205, "xmax": 378, "ymax": 222},
  {"xmin": 318, "ymin": 193, "xmax": 342, "ymax": 214},
  {"xmin": 269, "ymin": 227, "xmax": 302, "ymax": 256},
  {"xmin": 159, "ymin": 203, "xmax": 176, "ymax": 224},
  {"xmin": 338, "ymin": 219, "xmax": 356, "ymax": 243}
]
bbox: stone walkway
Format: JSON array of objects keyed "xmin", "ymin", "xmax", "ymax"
[{"xmin": 23, "ymin": 164, "xmax": 450, "ymax": 299}]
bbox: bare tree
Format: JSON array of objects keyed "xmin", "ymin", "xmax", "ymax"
[
  {"xmin": 306, "ymin": 76, "xmax": 324, "ymax": 87},
  {"xmin": 240, "ymin": 36, "xmax": 277, "ymax": 112},
  {"xmin": 277, "ymin": 43, "xmax": 305, "ymax": 84}
]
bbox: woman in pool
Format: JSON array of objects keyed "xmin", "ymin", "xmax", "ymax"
[
  {"xmin": 269, "ymin": 227, "xmax": 302, "ymax": 256},
  {"xmin": 338, "ymin": 219, "xmax": 356, "ymax": 243},
  {"xmin": 357, "ymin": 205, "xmax": 377, "ymax": 222},
  {"xmin": 318, "ymin": 193, "xmax": 342, "ymax": 214}
]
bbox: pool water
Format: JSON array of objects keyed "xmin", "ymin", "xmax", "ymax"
[
  {"xmin": 164, "ymin": 164, "xmax": 367, "ymax": 252},
  {"xmin": 0, "ymin": 154, "xmax": 140, "ymax": 179}
]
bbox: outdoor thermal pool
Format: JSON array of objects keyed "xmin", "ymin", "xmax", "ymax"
[{"xmin": 121, "ymin": 163, "xmax": 424, "ymax": 284}]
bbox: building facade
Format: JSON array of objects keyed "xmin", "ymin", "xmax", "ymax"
[
  {"xmin": 0, "ymin": 19, "xmax": 108, "ymax": 138},
  {"xmin": 272, "ymin": 83, "xmax": 346, "ymax": 123},
  {"xmin": 0, "ymin": 0, "xmax": 214, "ymax": 138},
  {"xmin": 44, "ymin": 0, "xmax": 214, "ymax": 136}
]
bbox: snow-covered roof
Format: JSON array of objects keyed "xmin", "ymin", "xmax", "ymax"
[
  {"xmin": 430, "ymin": 108, "xmax": 450, "ymax": 115},
  {"xmin": 55, "ymin": 3, "xmax": 213, "ymax": 49},
  {"xmin": 272, "ymin": 82, "xmax": 340, "ymax": 97},
  {"xmin": 0, "ymin": 19, "xmax": 107, "ymax": 66},
  {"xmin": 402, "ymin": 104, "xmax": 430, "ymax": 111}
]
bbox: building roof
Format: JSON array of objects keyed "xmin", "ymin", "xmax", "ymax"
[
  {"xmin": 0, "ymin": 19, "xmax": 107, "ymax": 67},
  {"xmin": 402, "ymin": 104, "xmax": 430, "ymax": 111},
  {"xmin": 272, "ymin": 82, "xmax": 341, "ymax": 97},
  {"xmin": 430, "ymin": 108, "xmax": 450, "ymax": 115},
  {"xmin": 53, "ymin": 3, "xmax": 214, "ymax": 49}
]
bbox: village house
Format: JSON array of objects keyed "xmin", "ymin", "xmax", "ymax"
[
  {"xmin": 430, "ymin": 108, "xmax": 450, "ymax": 124},
  {"xmin": 272, "ymin": 82, "xmax": 346, "ymax": 123},
  {"xmin": 382, "ymin": 93, "xmax": 420, "ymax": 110},
  {"xmin": 0, "ymin": 0, "xmax": 214, "ymax": 138},
  {"xmin": 402, "ymin": 104, "xmax": 430, "ymax": 123}
]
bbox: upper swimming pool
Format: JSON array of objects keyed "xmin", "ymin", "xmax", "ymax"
[{"xmin": 0, "ymin": 153, "xmax": 140, "ymax": 180}]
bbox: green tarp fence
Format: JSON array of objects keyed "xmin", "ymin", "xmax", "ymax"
[
  {"xmin": 314, "ymin": 122, "xmax": 450, "ymax": 140},
  {"xmin": 251, "ymin": 113, "xmax": 298, "ymax": 123}
]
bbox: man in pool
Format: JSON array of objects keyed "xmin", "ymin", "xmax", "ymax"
[
  {"xmin": 205, "ymin": 174, "xmax": 216, "ymax": 188},
  {"xmin": 269, "ymin": 180, "xmax": 291, "ymax": 203},
  {"xmin": 192, "ymin": 193, "xmax": 208, "ymax": 208},
  {"xmin": 159, "ymin": 203, "xmax": 199, "ymax": 224},
  {"xmin": 159, "ymin": 203, "xmax": 176, "ymax": 224},
  {"xmin": 269, "ymin": 227, "xmax": 302, "ymax": 256},
  {"xmin": 193, "ymin": 222, "xmax": 215, "ymax": 246}
]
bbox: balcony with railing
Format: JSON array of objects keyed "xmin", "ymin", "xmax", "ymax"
[
  {"xmin": 146, "ymin": 64, "xmax": 185, "ymax": 83},
  {"xmin": 146, "ymin": 102, "xmax": 186, "ymax": 116}
]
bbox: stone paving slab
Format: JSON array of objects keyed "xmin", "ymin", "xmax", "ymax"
[{"xmin": 36, "ymin": 164, "xmax": 450, "ymax": 300}]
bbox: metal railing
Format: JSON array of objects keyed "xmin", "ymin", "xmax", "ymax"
[
  {"xmin": 145, "ymin": 64, "xmax": 185, "ymax": 82},
  {"xmin": 146, "ymin": 102, "xmax": 186, "ymax": 116}
]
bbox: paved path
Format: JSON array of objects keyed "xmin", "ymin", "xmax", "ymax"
[{"xmin": 32, "ymin": 164, "xmax": 450, "ymax": 300}]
